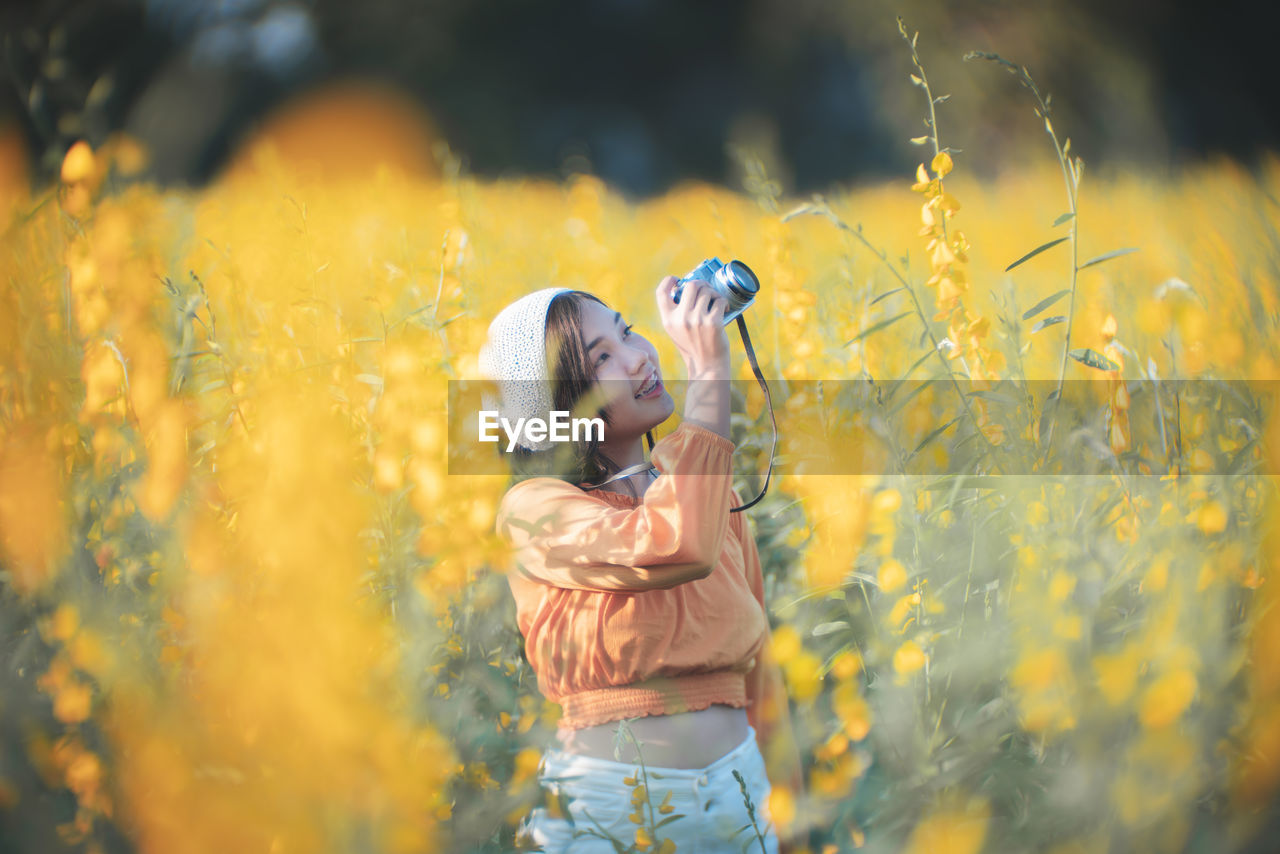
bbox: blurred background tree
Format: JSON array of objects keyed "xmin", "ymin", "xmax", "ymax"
[{"xmin": 1, "ymin": 0, "xmax": 1275, "ymax": 197}]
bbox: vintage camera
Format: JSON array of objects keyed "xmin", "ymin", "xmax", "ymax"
[{"xmin": 672, "ymin": 258, "xmax": 760, "ymax": 326}]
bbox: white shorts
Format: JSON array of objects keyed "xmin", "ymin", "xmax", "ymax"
[{"xmin": 518, "ymin": 726, "xmax": 779, "ymax": 854}]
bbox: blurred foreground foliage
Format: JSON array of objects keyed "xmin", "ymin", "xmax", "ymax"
[{"xmin": 2, "ymin": 50, "xmax": 1280, "ymax": 854}]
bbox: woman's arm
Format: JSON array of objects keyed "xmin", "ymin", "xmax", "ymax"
[{"xmin": 656, "ymin": 275, "xmax": 732, "ymax": 440}]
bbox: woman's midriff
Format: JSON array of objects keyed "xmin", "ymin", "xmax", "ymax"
[{"xmin": 555, "ymin": 705, "xmax": 750, "ymax": 769}]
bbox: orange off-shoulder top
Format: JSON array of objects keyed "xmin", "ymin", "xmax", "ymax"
[{"xmin": 495, "ymin": 421, "xmax": 800, "ymax": 792}]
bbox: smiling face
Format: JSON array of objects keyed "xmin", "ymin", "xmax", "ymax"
[{"xmin": 576, "ymin": 297, "xmax": 675, "ymax": 445}]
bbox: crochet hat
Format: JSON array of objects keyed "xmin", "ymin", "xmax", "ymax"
[{"xmin": 478, "ymin": 287, "xmax": 573, "ymax": 451}]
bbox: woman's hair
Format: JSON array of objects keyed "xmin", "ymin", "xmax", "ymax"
[{"xmin": 506, "ymin": 290, "xmax": 640, "ymax": 491}]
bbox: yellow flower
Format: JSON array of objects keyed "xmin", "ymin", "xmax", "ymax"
[
  {"xmin": 888, "ymin": 593, "xmax": 919, "ymax": 628},
  {"xmin": 912, "ymin": 163, "xmax": 932, "ymax": 192},
  {"xmin": 52, "ymin": 678, "xmax": 93, "ymax": 723},
  {"xmin": 768, "ymin": 786, "xmax": 796, "ymax": 829},
  {"xmin": 877, "ymin": 559, "xmax": 908, "ymax": 594},
  {"xmin": 511, "ymin": 748, "xmax": 541, "ymax": 785},
  {"xmin": 830, "ymin": 650, "xmax": 863, "ymax": 680},
  {"xmin": 903, "ymin": 797, "xmax": 988, "ymax": 854},
  {"xmin": 1011, "ymin": 647, "xmax": 1067, "ymax": 692},
  {"xmin": 894, "ymin": 640, "xmax": 927, "ymax": 675},
  {"xmin": 1101, "ymin": 313, "xmax": 1118, "ymax": 342},
  {"xmin": 61, "ymin": 140, "xmax": 97, "ymax": 184},
  {"xmin": 1141, "ymin": 555, "xmax": 1170, "ymax": 592},
  {"xmin": 872, "ymin": 488, "xmax": 902, "ymax": 514},
  {"xmin": 834, "ymin": 682, "xmax": 873, "ymax": 741},
  {"xmin": 1048, "ymin": 572, "xmax": 1076, "ymax": 602},
  {"xmin": 49, "ymin": 603, "xmax": 80, "ymax": 641},
  {"xmin": 785, "ymin": 650, "xmax": 823, "ymax": 702},
  {"xmin": 1094, "ymin": 648, "xmax": 1142, "ymax": 706},
  {"xmin": 931, "ymin": 151, "xmax": 954, "ymax": 178},
  {"xmin": 1194, "ymin": 501, "xmax": 1227, "ymax": 535},
  {"xmin": 1139, "ymin": 669, "xmax": 1197, "ymax": 729},
  {"xmin": 770, "ymin": 625, "xmax": 802, "ymax": 664}
]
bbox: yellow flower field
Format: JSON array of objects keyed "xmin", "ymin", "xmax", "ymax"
[{"xmin": 2, "ymin": 34, "xmax": 1279, "ymax": 853}]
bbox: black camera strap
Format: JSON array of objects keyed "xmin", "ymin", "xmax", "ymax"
[{"xmin": 728, "ymin": 314, "xmax": 776, "ymax": 512}]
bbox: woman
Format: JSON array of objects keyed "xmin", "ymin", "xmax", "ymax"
[{"xmin": 482, "ymin": 275, "xmax": 803, "ymax": 853}]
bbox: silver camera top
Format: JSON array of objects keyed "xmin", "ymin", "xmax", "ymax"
[{"xmin": 672, "ymin": 258, "xmax": 759, "ymax": 326}]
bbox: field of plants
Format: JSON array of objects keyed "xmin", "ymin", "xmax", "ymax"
[{"xmin": 2, "ymin": 28, "xmax": 1280, "ymax": 854}]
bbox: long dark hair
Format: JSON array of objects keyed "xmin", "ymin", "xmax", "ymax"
[{"xmin": 507, "ymin": 291, "xmax": 651, "ymax": 494}]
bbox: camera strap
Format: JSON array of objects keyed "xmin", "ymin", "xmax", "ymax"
[{"xmin": 728, "ymin": 314, "xmax": 776, "ymax": 513}]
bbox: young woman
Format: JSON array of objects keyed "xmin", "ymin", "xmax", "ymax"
[{"xmin": 483, "ymin": 276, "xmax": 803, "ymax": 853}]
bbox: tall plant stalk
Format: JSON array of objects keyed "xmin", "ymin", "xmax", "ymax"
[
  {"xmin": 965, "ymin": 52, "xmax": 1082, "ymax": 450},
  {"xmin": 785, "ymin": 21, "xmax": 997, "ymax": 451}
]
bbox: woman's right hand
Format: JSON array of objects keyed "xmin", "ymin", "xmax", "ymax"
[
  {"xmin": 656, "ymin": 276, "xmax": 732, "ymax": 439},
  {"xmin": 655, "ymin": 275, "xmax": 732, "ymax": 381}
]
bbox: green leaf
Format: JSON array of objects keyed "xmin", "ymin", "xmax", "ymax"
[
  {"xmin": 1030, "ymin": 315, "xmax": 1066, "ymax": 334},
  {"xmin": 908, "ymin": 415, "xmax": 962, "ymax": 461},
  {"xmin": 654, "ymin": 814, "xmax": 686, "ymax": 829},
  {"xmin": 1068, "ymin": 348, "xmax": 1120, "ymax": 371},
  {"xmin": 887, "ymin": 379, "xmax": 932, "ymax": 417},
  {"xmin": 780, "ymin": 203, "xmax": 817, "ymax": 222},
  {"xmin": 904, "ymin": 347, "xmax": 942, "ymax": 380},
  {"xmin": 843, "ymin": 312, "xmax": 911, "ymax": 347},
  {"xmin": 870, "ymin": 287, "xmax": 906, "ymax": 306},
  {"xmin": 1078, "ymin": 247, "xmax": 1138, "ymax": 270},
  {"xmin": 909, "ymin": 136, "xmax": 929, "ymax": 145},
  {"xmin": 1052, "ymin": 212, "xmax": 1075, "ymax": 227},
  {"xmin": 812, "ymin": 621, "xmax": 849, "ymax": 637},
  {"xmin": 1229, "ymin": 438, "xmax": 1260, "ymax": 474},
  {"xmin": 1005, "ymin": 237, "xmax": 1069, "ymax": 272},
  {"xmin": 437, "ymin": 312, "xmax": 467, "ymax": 329},
  {"xmin": 1021, "ymin": 289, "xmax": 1070, "ymax": 320}
]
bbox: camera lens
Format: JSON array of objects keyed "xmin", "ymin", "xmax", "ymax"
[{"xmin": 719, "ymin": 261, "xmax": 760, "ymax": 299}]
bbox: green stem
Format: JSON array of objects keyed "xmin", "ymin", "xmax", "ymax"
[
  {"xmin": 964, "ymin": 52, "xmax": 1082, "ymax": 460},
  {"xmin": 800, "ymin": 205, "xmax": 994, "ymax": 450},
  {"xmin": 899, "ymin": 17, "xmax": 949, "ymax": 246},
  {"xmin": 619, "ymin": 723, "xmax": 662, "ymax": 849}
]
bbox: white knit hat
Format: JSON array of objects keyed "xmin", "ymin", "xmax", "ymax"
[{"xmin": 477, "ymin": 287, "xmax": 573, "ymax": 451}]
